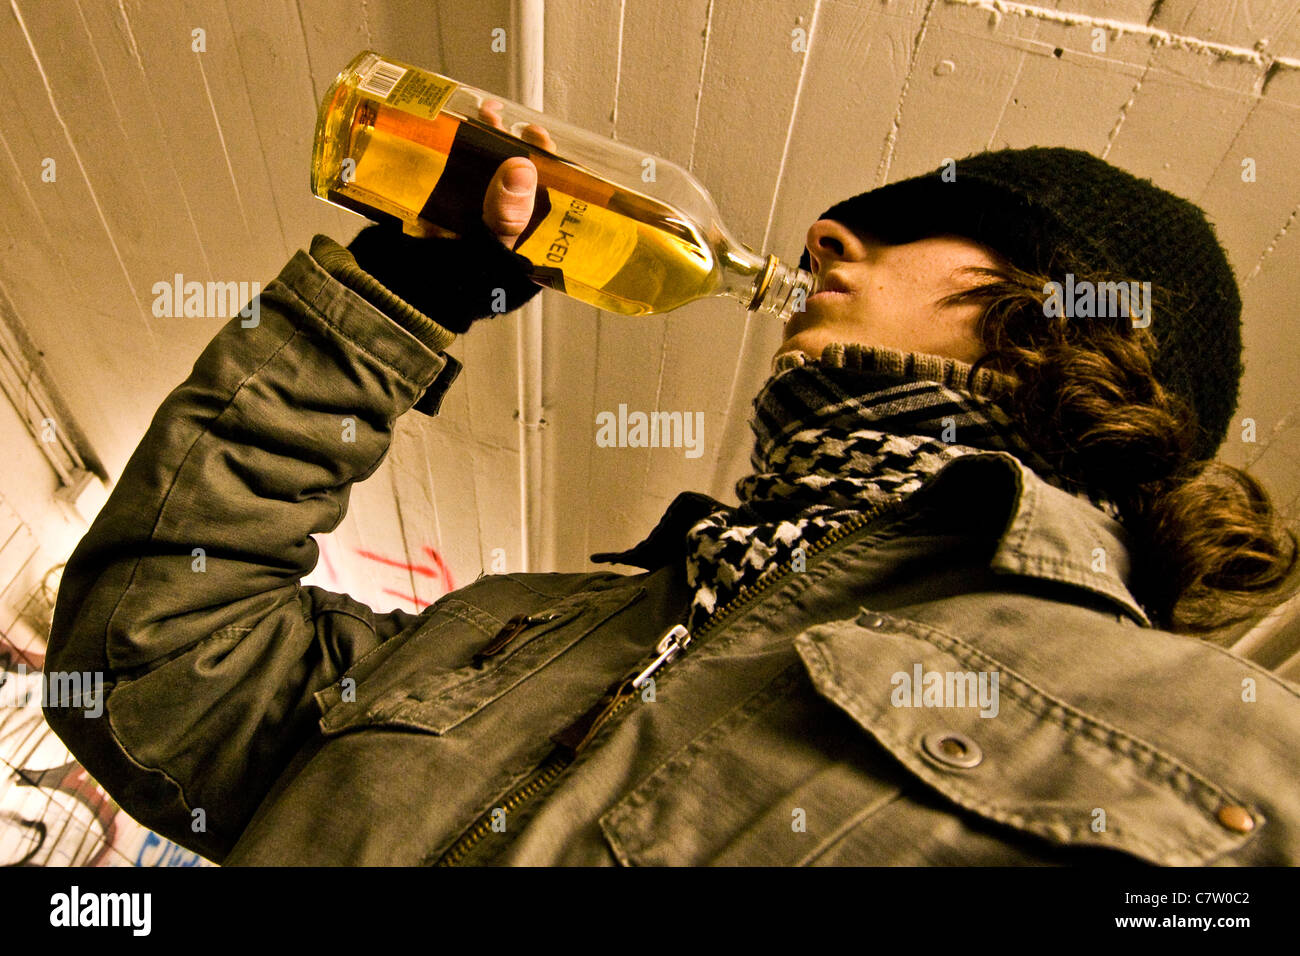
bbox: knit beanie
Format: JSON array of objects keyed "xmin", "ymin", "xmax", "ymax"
[{"xmin": 797, "ymin": 147, "xmax": 1242, "ymax": 462}]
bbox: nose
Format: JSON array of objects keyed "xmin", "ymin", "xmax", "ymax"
[{"xmin": 804, "ymin": 219, "xmax": 868, "ymax": 273}]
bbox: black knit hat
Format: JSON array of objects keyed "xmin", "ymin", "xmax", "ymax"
[{"xmin": 798, "ymin": 147, "xmax": 1242, "ymax": 461}]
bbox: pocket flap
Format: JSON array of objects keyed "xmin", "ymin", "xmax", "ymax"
[
  {"xmin": 792, "ymin": 610, "xmax": 1259, "ymax": 865},
  {"xmin": 320, "ymin": 587, "xmax": 642, "ymax": 737}
]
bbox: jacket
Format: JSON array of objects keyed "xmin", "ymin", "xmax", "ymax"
[{"xmin": 43, "ymin": 238, "xmax": 1300, "ymax": 866}]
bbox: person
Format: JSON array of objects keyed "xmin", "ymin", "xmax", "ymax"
[{"xmin": 43, "ymin": 145, "xmax": 1300, "ymax": 866}]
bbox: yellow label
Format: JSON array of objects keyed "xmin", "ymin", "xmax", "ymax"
[
  {"xmin": 365, "ymin": 59, "xmax": 459, "ymax": 120},
  {"xmin": 516, "ymin": 188, "xmax": 639, "ymax": 291}
]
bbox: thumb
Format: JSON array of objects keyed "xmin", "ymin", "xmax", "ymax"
[{"xmin": 484, "ymin": 158, "xmax": 538, "ymax": 249}]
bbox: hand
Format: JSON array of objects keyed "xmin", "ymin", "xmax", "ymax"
[{"xmin": 478, "ymin": 100, "xmax": 555, "ymax": 250}]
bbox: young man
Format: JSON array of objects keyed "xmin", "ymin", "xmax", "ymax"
[{"xmin": 44, "ymin": 147, "xmax": 1299, "ymax": 865}]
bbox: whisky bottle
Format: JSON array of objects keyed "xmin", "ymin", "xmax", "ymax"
[{"xmin": 311, "ymin": 51, "xmax": 816, "ymax": 319}]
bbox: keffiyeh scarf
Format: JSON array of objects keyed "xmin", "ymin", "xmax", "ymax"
[{"xmin": 682, "ymin": 342, "xmax": 1119, "ymax": 632}]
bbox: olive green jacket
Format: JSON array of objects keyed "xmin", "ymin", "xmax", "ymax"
[{"xmin": 44, "ymin": 240, "xmax": 1300, "ymax": 865}]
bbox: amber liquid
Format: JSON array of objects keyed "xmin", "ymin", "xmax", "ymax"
[{"xmin": 322, "ymin": 98, "xmax": 721, "ymax": 315}]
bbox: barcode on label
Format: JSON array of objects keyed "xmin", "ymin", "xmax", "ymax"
[{"xmin": 358, "ymin": 61, "xmax": 407, "ymax": 99}]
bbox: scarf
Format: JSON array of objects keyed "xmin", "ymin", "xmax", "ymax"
[{"xmin": 682, "ymin": 342, "xmax": 1120, "ymax": 632}]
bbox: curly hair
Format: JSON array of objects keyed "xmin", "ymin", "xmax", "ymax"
[{"xmin": 940, "ymin": 259, "xmax": 1298, "ymax": 639}]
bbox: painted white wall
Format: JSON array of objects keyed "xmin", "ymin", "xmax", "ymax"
[{"xmin": 0, "ymin": 0, "xmax": 1295, "ymax": 631}]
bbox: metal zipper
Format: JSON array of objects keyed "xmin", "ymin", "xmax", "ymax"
[{"xmin": 430, "ymin": 496, "xmax": 905, "ymax": 866}]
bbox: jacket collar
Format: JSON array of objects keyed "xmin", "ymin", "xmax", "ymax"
[
  {"xmin": 592, "ymin": 451, "xmax": 1153, "ymax": 629},
  {"xmin": 905, "ymin": 451, "xmax": 1153, "ymax": 627}
]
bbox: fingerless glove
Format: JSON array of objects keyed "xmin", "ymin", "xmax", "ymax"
[{"xmin": 346, "ymin": 217, "xmax": 543, "ymax": 334}]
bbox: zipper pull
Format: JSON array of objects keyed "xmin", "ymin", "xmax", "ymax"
[
  {"xmin": 550, "ymin": 625, "xmax": 692, "ymax": 758},
  {"xmin": 629, "ymin": 625, "xmax": 691, "ymax": 690},
  {"xmin": 550, "ymin": 675, "xmax": 638, "ymax": 758},
  {"xmin": 473, "ymin": 611, "xmax": 560, "ymax": 668}
]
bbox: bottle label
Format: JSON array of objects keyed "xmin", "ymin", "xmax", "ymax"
[
  {"xmin": 360, "ymin": 58, "xmax": 459, "ymax": 121},
  {"xmin": 515, "ymin": 188, "xmax": 638, "ymax": 292}
]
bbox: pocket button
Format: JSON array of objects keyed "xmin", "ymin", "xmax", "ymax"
[
  {"xmin": 921, "ymin": 730, "xmax": 983, "ymax": 769},
  {"xmin": 1216, "ymin": 804, "xmax": 1255, "ymax": 834}
]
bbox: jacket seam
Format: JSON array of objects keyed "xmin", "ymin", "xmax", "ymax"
[
  {"xmin": 422, "ymin": 739, "xmax": 567, "ymax": 865},
  {"xmin": 432, "ymin": 599, "xmax": 504, "ymax": 636},
  {"xmin": 102, "ymin": 691, "xmax": 234, "ymax": 860},
  {"xmin": 308, "ymin": 234, "xmax": 457, "ymax": 354},
  {"xmin": 297, "ymin": 591, "xmax": 390, "ymax": 634},
  {"xmin": 103, "ymin": 325, "xmax": 307, "ymax": 672},
  {"xmin": 793, "ymin": 790, "xmax": 908, "ymax": 866},
  {"xmin": 498, "ymin": 572, "xmax": 611, "ymax": 599},
  {"xmin": 1193, "ymin": 639, "xmax": 1300, "ymax": 699},
  {"xmin": 681, "ymin": 520, "xmax": 918, "ymax": 666},
  {"xmin": 297, "ymin": 600, "xmax": 408, "ymax": 685},
  {"xmin": 998, "ymin": 468, "xmax": 1148, "ymax": 624},
  {"xmin": 419, "ymin": 586, "xmax": 655, "ymax": 863},
  {"xmin": 996, "ymin": 455, "xmax": 1036, "ymax": 557}
]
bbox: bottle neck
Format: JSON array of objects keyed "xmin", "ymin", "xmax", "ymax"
[{"xmin": 716, "ymin": 243, "xmax": 818, "ymax": 320}]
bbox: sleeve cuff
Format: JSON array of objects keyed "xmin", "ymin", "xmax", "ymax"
[{"xmin": 309, "ymin": 234, "xmax": 458, "ymax": 354}]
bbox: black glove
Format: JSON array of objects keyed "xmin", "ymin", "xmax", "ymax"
[{"xmin": 347, "ymin": 216, "xmax": 543, "ymax": 333}]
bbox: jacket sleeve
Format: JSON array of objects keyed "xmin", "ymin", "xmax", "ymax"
[{"xmin": 42, "ymin": 229, "xmax": 539, "ymax": 863}]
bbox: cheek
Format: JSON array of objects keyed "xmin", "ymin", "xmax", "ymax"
[
  {"xmin": 854, "ymin": 270, "xmax": 914, "ymax": 319},
  {"xmin": 932, "ymin": 304, "xmax": 985, "ymax": 362}
]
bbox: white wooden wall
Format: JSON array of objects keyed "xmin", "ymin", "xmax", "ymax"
[{"xmin": 0, "ymin": 0, "xmax": 1296, "ymax": 641}]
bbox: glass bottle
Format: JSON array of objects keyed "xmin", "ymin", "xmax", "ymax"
[{"xmin": 311, "ymin": 51, "xmax": 817, "ymax": 319}]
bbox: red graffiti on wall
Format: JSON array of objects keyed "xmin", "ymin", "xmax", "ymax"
[
  {"xmin": 318, "ymin": 542, "xmax": 340, "ymax": 588},
  {"xmin": 0, "ymin": 635, "xmax": 43, "ymax": 672},
  {"xmin": 354, "ymin": 545, "xmax": 455, "ymax": 610}
]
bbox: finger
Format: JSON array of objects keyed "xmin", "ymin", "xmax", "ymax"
[
  {"xmin": 520, "ymin": 124, "xmax": 556, "ymax": 152},
  {"xmin": 483, "ymin": 157, "xmax": 537, "ymax": 249},
  {"xmin": 478, "ymin": 99, "xmax": 506, "ymax": 131},
  {"xmin": 481, "ymin": 101, "xmax": 554, "ymax": 152}
]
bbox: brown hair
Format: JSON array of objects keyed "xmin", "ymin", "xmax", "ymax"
[{"xmin": 942, "ymin": 259, "xmax": 1297, "ymax": 638}]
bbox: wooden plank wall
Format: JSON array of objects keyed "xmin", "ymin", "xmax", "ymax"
[{"xmin": 0, "ymin": 0, "xmax": 1296, "ymax": 635}]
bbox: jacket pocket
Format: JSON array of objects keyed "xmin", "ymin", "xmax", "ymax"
[
  {"xmin": 599, "ymin": 664, "xmax": 912, "ymax": 866},
  {"xmin": 319, "ymin": 584, "xmax": 644, "ymax": 737},
  {"xmin": 789, "ymin": 609, "xmax": 1260, "ymax": 865}
]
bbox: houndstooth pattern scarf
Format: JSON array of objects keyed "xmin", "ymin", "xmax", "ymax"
[{"xmin": 682, "ymin": 343, "xmax": 1120, "ymax": 632}]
